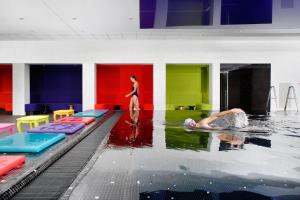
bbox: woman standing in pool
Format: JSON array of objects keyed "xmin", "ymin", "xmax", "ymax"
[{"xmin": 125, "ymin": 75, "xmax": 140, "ymax": 110}]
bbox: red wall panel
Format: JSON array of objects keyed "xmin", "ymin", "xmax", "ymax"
[
  {"xmin": 96, "ymin": 64, "xmax": 153, "ymax": 109},
  {"xmin": 0, "ymin": 64, "xmax": 12, "ymax": 111}
]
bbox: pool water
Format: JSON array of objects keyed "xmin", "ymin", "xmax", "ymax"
[{"xmin": 68, "ymin": 110, "xmax": 300, "ymax": 200}]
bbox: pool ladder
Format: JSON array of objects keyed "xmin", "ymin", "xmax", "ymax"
[
  {"xmin": 266, "ymin": 86, "xmax": 278, "ymax": 114},
  {"xmin": 284, "ymin": 86, "xmax": 299, "ymax": 112}
]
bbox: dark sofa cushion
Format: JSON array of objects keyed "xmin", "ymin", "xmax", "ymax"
[
  {"xmin": 74, "ymin": 104, "xmax": 82, "ymax": 112},
  {"xmin": 47, "ymin": 103, "xmax": 69, "ymax": 111},
  {"xmin": 25, "ymin": 103, "xmax": 43, "ymax": 112}
]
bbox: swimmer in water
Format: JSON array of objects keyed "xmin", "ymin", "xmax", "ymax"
[{"xmin": 184, "ymin": 108, "xmax": 248, "ymax": 130}]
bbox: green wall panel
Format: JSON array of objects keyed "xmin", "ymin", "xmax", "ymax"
[{"xmin": 166, "ymin": 64, "xmax": 211, "ymax": 110}]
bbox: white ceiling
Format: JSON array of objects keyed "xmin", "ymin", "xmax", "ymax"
[{"xmin": 0, "ymin": 0, "xmax": 300, "ymax": 40}]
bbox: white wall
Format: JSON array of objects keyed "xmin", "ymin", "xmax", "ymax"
[
  {"xmin": 1, "ymin": 37, "xmax": 300, "ymax": 114},
  {"xmin": 82, "ymin": 63, "xmax": 96, "ymax": 111},
  {"xmin": 12, "ymin": 63, "xmax": 30, "ymax": 115}
]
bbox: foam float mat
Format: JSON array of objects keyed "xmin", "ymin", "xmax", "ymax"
[
  {"xmin": 54, "ymin": 117, "xmax": 95, "ymax": 125},
  {"xmin": 0, "ymin": 133, "xmax": 65, "ymax": 153},
  {"xmin": 28, "ymin": 123, "xmax": 85, "ymax": 135},
  {"xmin": 74, "ymin": 109, "xmax": 108, "ymax": 118},
  {"xmin": 0, "ymin": 156, "xmax": 26, "ymax": 176}
]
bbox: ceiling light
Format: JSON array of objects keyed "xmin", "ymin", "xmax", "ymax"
[
  {"xmin": 129, "ymin": 17, "xmax": 134, "ymax": 20},
  {"xmin": 72, "ymin": 17, "xmax": 77, "ymax": 20},
  {"xmin": 19, "ymin": 17, "xmax": 24, "ymax": 20}
]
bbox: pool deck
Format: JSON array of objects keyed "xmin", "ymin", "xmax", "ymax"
[{"xmin": 0, "ymin": 111, "xmax": 114, "ymax": 199}]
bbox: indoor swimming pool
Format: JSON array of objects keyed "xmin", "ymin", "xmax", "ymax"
[{"xmin": 65, "ymin": 111, "xmax": 300, "ymax": 200}]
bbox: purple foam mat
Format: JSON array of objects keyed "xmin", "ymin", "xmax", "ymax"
[{"xmin": 28, "ymin": 123, "xmax": 85, "ymax": 134}]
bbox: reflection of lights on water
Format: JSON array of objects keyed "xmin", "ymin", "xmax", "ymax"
[
  {"xmin": 243, "ymin": 186, "xmax": 247, "ymax": 189},
  {"xmin": 260, "ymin": 179, "xmax": 263, "ymax": 182},
  {"xmin": 209, "ymin": 181, "xmax": 212, "ymax": 185},
  {"xmin": 207, "ymin": 191, "xmax": 210, "ymax": 194},
  {"xmin": 183, "ymin": 173, "xmax": 187, "ymax": 176},
  {"xmin": 147, "ymin": 196, "xmax": 150, "ymax": 199},
  {"xmin": 284, "ymin": 183, "xmax": 288, "ymax": 187},
  {"xmin": 110, "ymin": 181, "xmax": 115, "ymax": 184},
  {"xmin": 94, "ymin": 196, "xmax": 99, "ymax": 199},
  {"xmin": 137, "ymin": 180, "xmax": 141, "ymax": 184}
]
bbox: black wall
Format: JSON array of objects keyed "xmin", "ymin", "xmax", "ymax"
[{"xmin": 220, "ymin": 64, "xmax": 271, "ymax": 115}]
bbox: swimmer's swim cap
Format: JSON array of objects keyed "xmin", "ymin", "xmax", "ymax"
[{"xmin": 184, "ymin": 118, "xmax": 196, "ymax": 128}]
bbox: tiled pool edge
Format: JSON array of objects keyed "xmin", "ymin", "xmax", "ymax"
[
  {"xmin": 59, "ymin": 111, "xmax": 124, "ymax": 200},
  {"xmin": 0, "ymin": 111, "xmax": 114, "ymax": 200}
]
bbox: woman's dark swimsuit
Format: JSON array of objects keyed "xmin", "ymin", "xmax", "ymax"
[{"xmin": 132, "ymin": 86, "xmax": 138, "ymax": 97}]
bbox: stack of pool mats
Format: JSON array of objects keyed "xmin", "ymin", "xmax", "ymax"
[
  {"xmin": 0, "ymin": 156, "xmax": 26, "ymax": 176},
  {"xmin": 74, "ymin": 109, "xmax": 108, "ymax": 118},
  {"xmin": 0, "ymin": 109, "xmax": 106, "ymax": 178},
  {"xmin": 0, "ymin": 133, "xmax": 65, "ymax": 153},
  {"xmin": 28, "ymin": 123, "xmax": 85, "ymax": 135}
]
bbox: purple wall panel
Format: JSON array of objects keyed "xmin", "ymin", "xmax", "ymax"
[{"xmin": 30, "ymin": 65, "xmax": 82, "ymax": 104}]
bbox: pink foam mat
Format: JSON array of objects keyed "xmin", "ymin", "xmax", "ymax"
[
  {"xmin": 54, "ymin": 117, "xmax": 95, "ymax": 125},
  {"xmin": 0, "ymin": 156, "xmax": 26, "ymax": 177}
]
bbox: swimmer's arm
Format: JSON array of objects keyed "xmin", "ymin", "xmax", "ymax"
[
  {"xmin": 210, "ymin": 109, "xmax": 241, "ymax": 118},
  {"xmin": 195, "ymin": 116, "xmax": 218, "ymax": 129},
  {"xmin": 210, "ymin": 110, "xmax": 231, "ymax": 117},
  {"xmin": 194, "ymin": 109, "xmax": 239, "ymax": 129}
]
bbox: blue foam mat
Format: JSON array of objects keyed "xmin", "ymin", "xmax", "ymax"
[
  {"xmin": 0, "ymin": 133, "xmax": 65, "ymax": 153},
  {"xmin": 74, "ymin": 109, "xmax": 108, "ymax": 118}
]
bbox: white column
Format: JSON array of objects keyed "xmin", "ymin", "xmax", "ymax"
[
  {"xmin": 154, "ymin": 0, "xmax": 169, "ymax": 28},
  {"xmin": 211, "ymin": 63, "xmax": 220, "ymax": 111},
  {"xmin": 13, "ymin": 63, "xmax": 30, "ymax": 116},
  {"xmin": 153, "ymin": 62, "xmax": 166, "ymax": 110},
  {"xmin": 82, "ymin": 63, "xmax": 96, "ymax": 111},
  {"xmin": 212, "ymin": 0, "xmax": 222, "ymax": 27}
]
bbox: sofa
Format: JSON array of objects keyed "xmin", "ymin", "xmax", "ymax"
[{"xmin": 25, "ymin": 103, "xmax": 82, "ymax": 114}]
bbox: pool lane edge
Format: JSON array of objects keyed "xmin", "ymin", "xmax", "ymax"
[
  {"xmin": 59, "ymin": 111, "xmax": 124, "ymax": 200},
  {"xmin": 0, "ymin": 111, "xmax": 114, "ymax": 200}
]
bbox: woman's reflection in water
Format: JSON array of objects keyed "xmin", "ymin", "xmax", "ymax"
[
  {"xmin": 218, "ymin": 133, "xmax": 245, "ymax": 151},
  {"xmin": 125, "ymin": 109, "xmax": 140, "ymax": 144},
  {"xmin": 218, "ymin": 132, "xmax": 271, "ymax": 151}
]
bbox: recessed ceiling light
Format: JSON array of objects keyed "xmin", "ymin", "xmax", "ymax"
[
  {"xmin": 19, "ymin": 17, "xmax": 24, "ymax": 20},
  {"xmin": 72, "ymin": 17, "xmax": 77, "ymax": 20},
  {"xmin": 129, "ymin": 17, "xmax": 134, "ymax": 20}
]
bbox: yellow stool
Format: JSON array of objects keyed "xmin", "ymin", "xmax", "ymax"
[
  {"xmin": 16, "ymin": 115, "xmax": 49, "ymax": 133},
  {"xmin": 53, "ymin": 109, "xmax": 75, "ymax": 121}
]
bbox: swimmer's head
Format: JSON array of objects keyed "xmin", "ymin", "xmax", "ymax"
[
  {"xmin": 184, "ymin": 118, "xmax": 196, "ymax": 129},
  {"xmin": 130, "ymin": 75, "xmax": 137, "ymax": 82}
]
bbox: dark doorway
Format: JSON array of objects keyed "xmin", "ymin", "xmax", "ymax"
[{"xmin": 220, "ymin": 64, "xmax": 271, "ymax": 115}]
